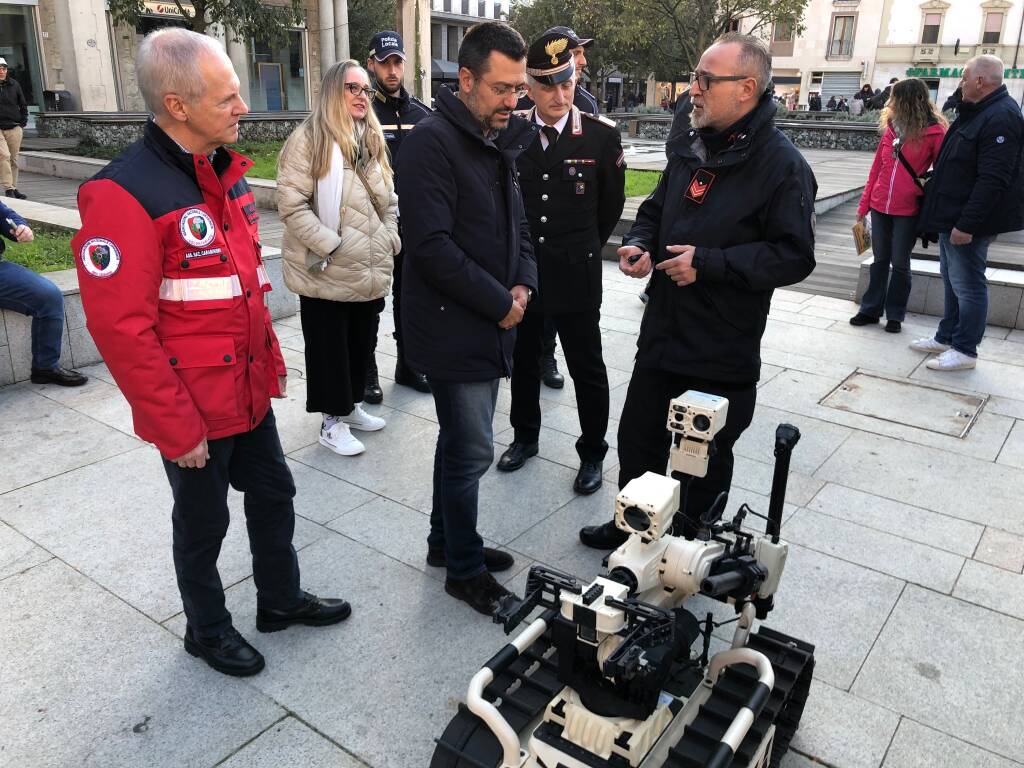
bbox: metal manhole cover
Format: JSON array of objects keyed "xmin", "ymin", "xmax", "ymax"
[{"xmin": 820, "ymin": 371, "xmax": 987, "ymax": 438}]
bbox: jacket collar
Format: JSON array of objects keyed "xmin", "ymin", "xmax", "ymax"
[
  {"xmin": 143, "ymin": 120, "xmax": 251, "ymax": 200},
  {"xmin": 669, "ymin": 91, "xmax": 778, "ymax": 164},
  {"xmin": 435, "ymin": 86, "xmax": 537, "ymax": 157},
  {"xmin": 374, "ymin": 85, "xmax": 409, "ymax": 111},
  {"xmin": 957, "ymin": 84, "xmax": 1009, "ymax": 120}
]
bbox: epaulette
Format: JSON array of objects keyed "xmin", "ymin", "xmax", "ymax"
[{"xmin": 582, "ymin": 112, "xmax": 618, "ymax": 129}]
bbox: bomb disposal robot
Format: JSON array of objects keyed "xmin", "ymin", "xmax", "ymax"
[{"xmin": 432, "ymin": 391, "xmax": 815, "ymax": 768}]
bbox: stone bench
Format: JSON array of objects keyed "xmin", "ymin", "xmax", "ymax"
[
  {"xmin": 1, "ymin": 199, "xmax": 295, "ymax": 386},
  {"xmin": 854, "ymin": 255, "xmax": 1024, "ymax": 329}
]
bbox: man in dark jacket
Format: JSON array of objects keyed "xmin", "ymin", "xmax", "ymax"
[
  {"xmin": 913, "ymin": 55, "xmax": 1024, "ymax": 371},
  {"xmin": 871, "ymin": 78, "xmax": 898, "ymax": 110},
  {"xmin": 0, "ymin": 57, "xmax": 29, "ymax": 200},
  {"xmin": 497, "ymin": 31, "xmax": 625, "ymax": 495},
  {"xmin": 580, "ymin": 33, "xmax": 816, "ymax": 550},
  {"xmin": 396, "ymin": 22, "xmax": 538, "ymax": 616},
  {"xmin": 364, "ymin": 30, "xmax": 433, "ymax": 403},
  {"xmin": 808, "ymin": 92, "xmax": 821, "ymax": 111}
]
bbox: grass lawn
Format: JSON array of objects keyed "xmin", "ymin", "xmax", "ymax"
[
  {"xmin": 60, "ymin": 141, "xmax": 663, "ymax": 198},
  {"xmin": 3, "ymin": 227, "xmax": 75, "ymax": 273}
]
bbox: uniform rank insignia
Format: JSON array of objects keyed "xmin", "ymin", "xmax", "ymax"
[
  {"xmin": 684, "ymin": 168, "xmax": 716, "ymax": 205},
  {"xmin": 80, "ymin": 237, "xmax": 122, "ymax": 278}
]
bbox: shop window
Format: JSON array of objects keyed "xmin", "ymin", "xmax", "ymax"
[
  {"xmin": 983, "ymin": 12, "xmax": 1003, "ymax": 44},
  {"xmin": 921, "ymin": 13, "xmax": 941, "ymax": 44},
  {"xmin": 250, "ymin": 29, "xmax": 307, "ymax": 111},
  {"xmin": 0, "ymin": 4, "xmax": 45, "ymax": 107}
]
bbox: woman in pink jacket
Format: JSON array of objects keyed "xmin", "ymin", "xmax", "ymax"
[{"xmin": 851, "ymin": 78, "xmax": 947, "ymax": 332}]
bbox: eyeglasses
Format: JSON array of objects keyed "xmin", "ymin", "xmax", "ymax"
[
  {"xmin": 344, "ymin": 83, "xmax": 376, "ymax": 99},
  {"xmin": 481, "ymin": 78, "xmax": 528, "ymax": 100},
  {"xmin": 689, "ymin": 71, "xmax": 751, "ymax": 91}
]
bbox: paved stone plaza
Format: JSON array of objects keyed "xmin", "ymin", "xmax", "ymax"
[{"xmin": 2, "ymin": 258, "xmax": 1024, "ymax": 767}]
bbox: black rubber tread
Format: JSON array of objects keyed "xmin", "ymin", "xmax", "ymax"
[{"xmin": 665, "ymin": 627, "xmax": 815, "ymax": 768}]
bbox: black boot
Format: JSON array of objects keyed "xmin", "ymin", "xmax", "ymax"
[
  {"xmin": 541, "ymin": 352, "xmax": 564, "ymax": 389},
  {"xmin": 364, "ymin": 356, "xmax": 383, "ymax": 404},
  {"xmin": 395, "ymin": 356, "xmax": 430, "ymax": 393}
]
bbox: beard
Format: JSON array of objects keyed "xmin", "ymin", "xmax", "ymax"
[
  {"xmin": 466, "ymin": 89, "xmax": 511, "ymax": 134},
  {"xmin": 690, "ymin": 103, "xmax": 711, "ymax": 129}
]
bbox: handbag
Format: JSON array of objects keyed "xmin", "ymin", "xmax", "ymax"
[{"xmin": 893, "ymin": 139, "xmax": 932, "ymax": 193}]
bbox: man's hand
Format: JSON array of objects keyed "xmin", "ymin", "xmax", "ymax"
[
  {"xmin": 174, "ymin": 438, "xmax": 210, "ymax": 469},
  {"xmin": 657, "ymin": 245, "xmax": 699, "ymax": 286},
  {"xmin": 950, "ymin": 227, "xmax": 973, "ymax": 246},
  {"xmin": 510, "ymin": 284, "xmax": 531, "ymax": 309},
  {"xmin": 618, "ymin": 245, "xmax": 652, "ymax": 278},
  {"xmin": 13, "ymin": 224, "xmax": 33, "ymax": 243},
  {"xmin": 272, "ymin": 374, "xmax": 287, "ymax": 398},
  {"xmin": 498, "ymin": 298, "xmax": 525, "ymax": 329}
]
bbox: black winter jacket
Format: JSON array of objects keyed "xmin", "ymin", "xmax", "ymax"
[
  {"xmin": 919, "ymin": 85, "xmax": 1024, "ymax": 237},
  {"xmin": 396, "ymin": 87, "xmax": 539, "ymax": 381},
  {"xmin": 0, "ymin": 76, "xmax": 28, "ymax": 130},
  {"xmin": 371, "ymin": 86, "xmax": 431, "ymax": 170},
  {"xmin": 625, "ymin": 93, "xmax": 817, "ymax": 383}
]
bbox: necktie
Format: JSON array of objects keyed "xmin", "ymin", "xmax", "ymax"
[{"xmin": 542, "ymin": 125, "xmax": 559, "ymax": 157}]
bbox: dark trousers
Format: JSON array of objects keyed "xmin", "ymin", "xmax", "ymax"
[
  {"xmin": 300, "ymin": 295, "xmax": 385, "ymax": 416},
  {"xmin": 541, "ymin": 315, "xmax": 558, "ymax": 358},
  {"xmin": 426, "ymin": 378, "xmax": 499, "ymax": 580},
  {"xmin": 162, "ymin": 409, "xmax": 301, "ymax": 637},
  {"xmin": 369, "ymin": 230, "xmax": 407, "ymax": 358},
  {"xmin": 859, "ymin": 211, "xmax": 918, "ymax": 321},
  {"xmin": 0, "ymin": 259, "xmax": 65, "ymax": 369},
  {"xmin": 510, "ymin": 308, "xmax": 609, "ymax": 461},
  {"xmin": 617, "ymin": 366, "xmax": 757, "ymax": 523}
]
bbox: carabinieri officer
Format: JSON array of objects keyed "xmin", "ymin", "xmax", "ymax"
[{"xmin": 497, "ymin": 31, "xmax": 626, "ymax": 495}]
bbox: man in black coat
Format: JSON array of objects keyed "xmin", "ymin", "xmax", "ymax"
[
  {"xmin": 580, "ymin": 33, "xmax": 816, "ymax": 550},
  {"xmin": 364, "ymin": 30, "xmax": 433, "ymax": 403},
  {"xmin": 808, "ymin": 92, "xmax": 821, "ymax": 111},
  {"xmin": 912, "ymin": 55, "xmax": 1024, "ymax": 371},
  {"xmin": 397, "ymin": 22, "xmax": 538, "ymax": 616},
  {"xmin": 0, "ymin": 57, "xmax": 29, "ymax": 200},
  {"xmin": 496, "ymin": 31, "xmax": 625, "ymax": 495}
]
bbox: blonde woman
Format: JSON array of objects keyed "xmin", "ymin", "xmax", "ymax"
[
  {"xmin": 851, "ymin": 78, "xmax": 946, "ymax": 333},
  {"xmin": 278, "ymin": 60, "xmax": 400, "ymax": 456}
]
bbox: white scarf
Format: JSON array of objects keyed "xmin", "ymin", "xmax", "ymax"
[{"xmin": 316, "ymin": 141, "xmax": 345, "ymax": 236}]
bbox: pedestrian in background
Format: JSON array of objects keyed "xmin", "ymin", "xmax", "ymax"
[
  {"xmin": 913, "ymin": 55, "xmax": 1024, "ymax": 370},
  {"xmin": 0, "ymin": 57, "xmax": 28, "ymax": 200},
  {"xmin": 277, "ymin": 60, "xmax": 400, "ymax": 456},
  {"xmin": 850, "ymin": 78, "xmax": 946, "ymax": 333}
]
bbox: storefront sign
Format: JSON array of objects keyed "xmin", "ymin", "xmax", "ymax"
[
  {"xmin": 906, "ymin": 66, "xmax": 1024, "ymax": 79},
  {"xmin": 144, "ymin": 1, "xmax": 194, "ymax": 16}
]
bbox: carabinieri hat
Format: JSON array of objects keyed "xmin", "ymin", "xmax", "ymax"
[
  {"xmin": 526, "ymin": 31, "xmax": 575, "ymax": 85},
  {"xmin": 543, "ymin": 26, "xmax": 594, "ymax": 48}
]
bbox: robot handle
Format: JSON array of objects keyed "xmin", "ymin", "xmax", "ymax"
[{"xmin": 766, "ymin": 424, "xmax": 800, "ymax": 543}]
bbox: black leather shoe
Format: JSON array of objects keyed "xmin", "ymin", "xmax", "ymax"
[
  {"xmin": 395, "ymin": 357, "xmax": 431, "ymax": 393},
  {"xmin": 579, "ymin": 519, "xmax": 628, "ymax": 550},
  {"xmin": 574, "ymin": 461, "xmax": 603, "ymax": 495},
  {"xmin": 445, "ymin": 570, "xmax": 512, "ymax": 616},
  {"xmin": 541, "ymin": 353, "xmax": 564, "ymax": 389},
  {"xmin": 30, "ymin": 366, "xmax": 88, "ymax": 387},
  {"xmin": 849, "ymin": 312, "xmax": 879, "ymax": 326},
  {"xmin": 427, "ymin": 546, "xmax": 515, "ymax": 573},
  {"xmin": 885, "ymin": 320, "xmax": 902, "ymax": 333},
  {"xmin": 364, "ymin": 357, "xmax": 383, "ymax": 404},
  {"xmin": 497, "ymin": 441, "xmax": 538, "ymax": 472},
  {"xmin": 256, "ymin": 591, "xmax": 352, "ymax": 633},
  {"xmin": 184, "ymin": 626, "xmax": 265, "ymax": 677},
  {"xmin": 5, "ymin": 188, "xmax": 27, "ymax": 200}
]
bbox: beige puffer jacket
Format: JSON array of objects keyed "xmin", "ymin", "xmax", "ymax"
[{"xmin": 277, "ymin": 126, "xmax": 400, "ymax": 303}]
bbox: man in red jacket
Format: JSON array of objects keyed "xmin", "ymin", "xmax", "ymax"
[{"xmin": 73, "ymin": 28, "xmax": 350, "ymax": 678}]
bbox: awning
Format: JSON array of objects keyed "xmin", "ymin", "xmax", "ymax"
[{"xmin": 432, "ymin": 58, "xmax": 459, "ymax": 78}]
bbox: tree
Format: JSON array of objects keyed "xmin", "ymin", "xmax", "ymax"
[
  {"xmin": 108, "ymin": 0, "xmax": 304, "ymax": 46},
  {"xmin": 348, "ymin": 0, "xmax": 398, "ymax": 62}
]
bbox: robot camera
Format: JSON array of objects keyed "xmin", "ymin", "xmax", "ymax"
[
  {"xmin": 614, "ymin": 472, "xmax": 680, "ymax": 539},
  {"xmin": 668, "ymin": 391, "xmax": 729, "ymax": 478}
]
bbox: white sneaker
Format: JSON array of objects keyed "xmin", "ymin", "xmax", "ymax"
[
  {"xmin": 910, "ymin": 337, "xmax": 951, "ymax": 354},
  {"xmin": 340, "ymin": 403, "xmax": 386, "ymax": 432},
  {"xmin": 925, "ymin": 349, "xmax": 977, "ymax": 371},
  {"xmin": 319, "ymin": 421, "xmax": 365, "ymax": 455}
]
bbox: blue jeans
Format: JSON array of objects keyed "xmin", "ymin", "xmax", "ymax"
[
  {"xmin": 935, "ymin": 233, "xmax": 993, "ymax": 357},
  {"xmin": 0, "ymin": 259, "xmax": 65, "ymax": 369},
  {"xmin": 859, "ymin": 211, "xmax": 917, "ymax": 321},
  {"xmin": 426, "ymin": 378, "xmax": 499, "ymax": 580}
]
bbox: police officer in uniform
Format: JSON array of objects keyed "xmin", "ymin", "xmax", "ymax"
[
  {"xmin": 496, "ymin": 31, "xmax": 626, "ymax": 494},
  {"xmin": 516, "ymin": 26, "xmax": 599, "ymax": 389},
  {"xmin": 364, "ymin": 31, "xmax": 432, "ymax": 403}
]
